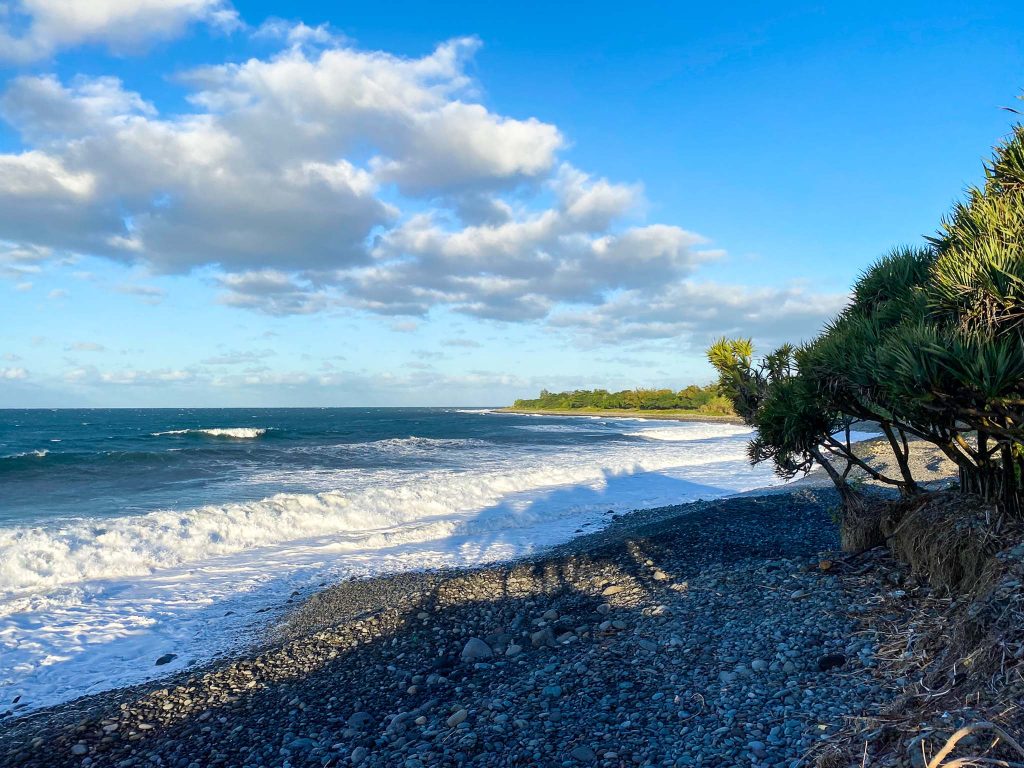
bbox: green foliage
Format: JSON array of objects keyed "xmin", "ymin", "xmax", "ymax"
[
  {"xmin": 710, "ymin": 120, "xmax": 1024, "ymax": 517},
  {"xmin": 708, "ymin": 338, "xmax": 855, "ymax": 485},
  {"xmin": 930, "ymin": 125, "xmax": 1024, "ymax": 336},
  {"xmin": 707, "ymin": 337, "xmax": 762, "ymax": 421},
  {"xmin": 747, "ymin": 372, "xmax": 837, "ymax": 480},
  {"xmin": 512, "ymin": 384, "xmax": 731, "ymax": 413}
]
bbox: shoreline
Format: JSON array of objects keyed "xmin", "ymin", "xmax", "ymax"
[
  {"xmin": 496, "ymin": 407, "xmax": 744, "ymax": 424},
  {"xmin": 2, "ymin": 482, "xmax": 902, "ymax": 768},
  {"xmin": 0, "ymin": 438, "xmax": 961, "ymax": 767}
]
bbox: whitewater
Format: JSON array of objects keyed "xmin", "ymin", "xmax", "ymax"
[{"xmin": 0, "ymin": 407, "xmax": 784, "ymax": 714}]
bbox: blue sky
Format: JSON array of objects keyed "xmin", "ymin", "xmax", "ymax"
[{"xmin": 0, "ymin": 1, "xmax": 1022, "ymax": 407}]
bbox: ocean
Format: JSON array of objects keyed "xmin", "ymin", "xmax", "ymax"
[{"xmin": 0, "ymin": 407, "xmax": 783, "ymax": 713}]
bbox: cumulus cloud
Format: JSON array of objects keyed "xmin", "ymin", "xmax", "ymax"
[
  {"xmin": 0, "ymin": 22, "xmax": 827, "ymax": 345},
  {"xmin": 0, "ymin": 367, "xmax": 29, "ymax": 380},
  {"xmin": 253, "ymin": 17, "xmax": 346, "ymax": 49},
  {"xmin": 64, "ymin": 365, "xmax": 194, "ymax": 385},
  {"xmin": 339, "ymin": 166, "xmax": 715, "ymax": 321},
  {"xmin": 0, "ymin": 0, "xmax": 239, "ymax": 63},
  {"xmin": 549, "ymin": 282, "xmax": 849, "ymax": 347}
]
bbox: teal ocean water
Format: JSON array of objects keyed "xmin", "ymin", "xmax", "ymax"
[{"xmin": 0, "ymin": 407, "xmax": 777, "ymax": 713}]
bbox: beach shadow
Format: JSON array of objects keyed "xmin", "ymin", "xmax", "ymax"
[{"xmin": 0, "ymin": 491, "xmax": 846, "ymax": 768}]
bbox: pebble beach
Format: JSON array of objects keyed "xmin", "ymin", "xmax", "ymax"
[{"xmin": 0, "ymin": 485, "xmax": 916, "ymax": 768}]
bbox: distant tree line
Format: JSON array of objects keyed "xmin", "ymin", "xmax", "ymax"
[
  {"xmin": 513, "ymin": 385, "xmax": 735, "ymax": 414},
  {"xmin": 709, "ymin": 119, "xmax": 1024, "ymax": 523}
]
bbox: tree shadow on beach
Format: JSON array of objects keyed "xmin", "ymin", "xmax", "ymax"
[{"xmin": 0, "ymin": 490, "xmax": 843, "ymax": 768}]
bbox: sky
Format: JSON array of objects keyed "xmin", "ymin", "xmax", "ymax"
[{"xmin": 0, "ymin": 1, "xmax": 1022, "ymax": 407}]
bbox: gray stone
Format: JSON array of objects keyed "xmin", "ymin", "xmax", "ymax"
[
  {"xmin": 460, "ymin": 637, "xmax": 493, "ymax": 662},
  {"xmin": 347, "ymin": 711, "xmax": 373, "ymax": 730},
  {"xmin": 571, "ymin": 745, "xmax": 597, "ymax": 763},
  {"xmin": 531, "ymin": 627, "xmax": 556, "ymax": 648},
  {"xmin": 446, "ymin": 709, "xmax": 468, "ymax": 728}
]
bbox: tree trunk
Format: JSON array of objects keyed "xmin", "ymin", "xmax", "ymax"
[
  {"xmin": 1001, "ymin": 443, "xmax": 1020, "ymax": 519},
  {"xmin": 810, "ymin": 446, "xmax": 880, "ymax": 552},
  {"xmin": 879, "ymin": 422, "xmax": 920, "ymax": 495}
]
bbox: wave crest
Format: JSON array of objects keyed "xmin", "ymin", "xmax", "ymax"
[
  {"xmin": 151, "ymin": 428, "xmax": 267, "ymax": 439},
  {"xmin": 1, "ymin": 449, "xmax": 49, "ymax": 460}
]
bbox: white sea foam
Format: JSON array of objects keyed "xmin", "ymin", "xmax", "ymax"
[
  {"xmin": 2, "ymin": 449, "xmax": 49, "ymax": 459},
  {"xmin": 513, "ymin": 423, "xmax": 611, "ymax": 433},
  {"xmin": 626, "ymin": 424, "xmax": 752, "ymax": 441},
  {"xmin": 0, "ymin": 418, "xmax": 784, "ymax": 712},
  {"xmin": 360, "ymin": 436, "xmax": 490, "ymax": 452},
  {"xmin": 151, "ymin": 427, "xmax": 267, "ymax": 439}
]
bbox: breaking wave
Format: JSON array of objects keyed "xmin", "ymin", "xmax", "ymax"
[{"xmin": 151, "ymin": 428, "xmax": 268, "ymax": 439}]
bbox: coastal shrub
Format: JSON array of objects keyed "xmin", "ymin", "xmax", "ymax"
[
  {"xmin": 512, "ymin": 384, "xmax": 732, "ymax": 413},
  {"xmin": 707, "ymin": 338, "xmax": 907, "ymax": 520}
]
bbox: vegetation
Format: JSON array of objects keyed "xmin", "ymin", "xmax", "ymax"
[
  {"xmin": 511, "ymin": 385, "xmax": 735, "ymax": 415},
  {"xmin": 709, "ymin": 119, "xmax": 1024, "ymax": 523}
]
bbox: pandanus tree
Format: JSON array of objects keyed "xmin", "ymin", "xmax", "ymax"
[
  {"xmin": 797, "ymin": 247, "xmax": 935, "ymax": 495},
  {"xmin": 881, "ymin": 123, "xmax": 1024, "ymax": 515},
  {"xmin": 710, "ymin": 121, "xmax": 1024, "ymax": 519},
  {"xmin": 707, "ymin": 338, "xmax": 911, "ymax": 512}
]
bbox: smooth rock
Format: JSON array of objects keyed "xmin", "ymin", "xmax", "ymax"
[
  {"xmin": 460, "ymin": 637, "xmax": 494, "ymax": 662},
  {"xmin": 446, "ymin": 709, "xmax": 468, "ymax": 728},
  {"xmin": 571, "ymin": 745, "xmax": 597, "ymax": 763}
]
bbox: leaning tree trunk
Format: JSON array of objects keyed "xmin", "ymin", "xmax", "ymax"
[
  {"xmin": 810, "ymin": 447, "xmax": 882, "ymax": 552},
  {"xmin": 879, "ymin": 421, "xmax": 920, "ymax": 496}
]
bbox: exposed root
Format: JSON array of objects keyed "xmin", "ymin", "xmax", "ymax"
[
  {"xmin": 815, "ymin": 492, "xmax": 1024, "ymax": 766},
  {"xmin": 923, "ymin": 722, "xmax": 1024, "ymax": 767}
]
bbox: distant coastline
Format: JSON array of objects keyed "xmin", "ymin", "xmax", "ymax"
[{"xmin": 496, "ymin": 406, "xmax": 745, "ymax": 424}]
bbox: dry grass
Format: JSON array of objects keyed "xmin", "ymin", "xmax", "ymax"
[{"xmin": 809, "ymin": 492, "xmax": 1024, "ymax": 766}]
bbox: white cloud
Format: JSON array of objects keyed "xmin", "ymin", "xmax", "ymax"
[
  {"xmin": 0, "ymin": 23, "xmax": 827, "ymax": 346},
  {"xmin": 0, "ymin": 367, "xmax": 29, "ymax": 380},
  {"xmin": 442, "ymin": 338, "xmax": 482, "ymax": 348},
  {"xmin": 0, "ymin": 242, "xmax": 49, "ymax": 284},
  {"xmin": 64, "ymin": 365, "xmax": 194, "ymax": 385},
  {"xmin": 201, "ymin": 349, "xmax": 274, "ymax": 365},
  {"xmin": 253, "ymin": 18, "xmax": 345, "ymax": 49},
  {"xmin": 66, "ymin": 341, "xmax": 105, "ymax": 351},
  {"xmin": 0, "ymin": 0, "xmax": 239, "ymax": 63},
  {"xmin": 339, "ymin": 166, "xmax": 715, "ymax": 321},
  {"xmin": 549, "ymin": 282, "xmax": 849, "ymax": 346}
]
